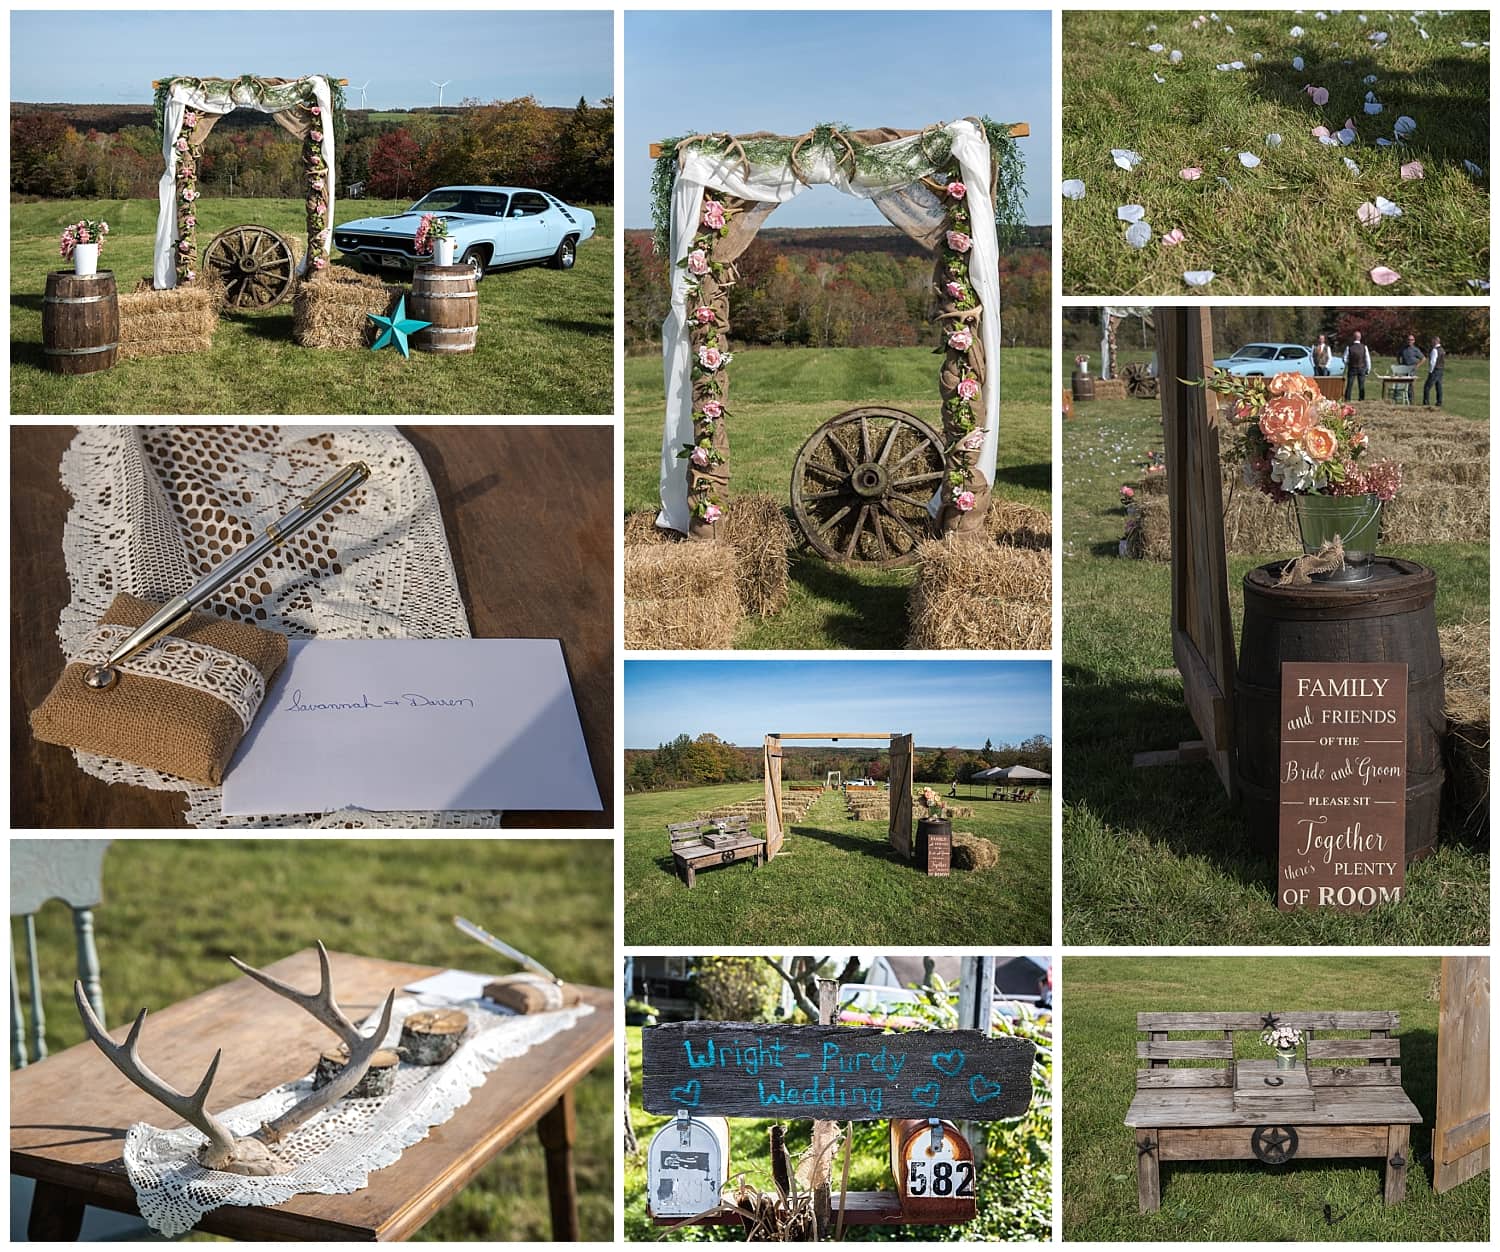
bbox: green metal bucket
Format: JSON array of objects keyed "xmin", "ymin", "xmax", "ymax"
[{"xmin": 1293, "ymin": 493, "xmax": 1382, "ymax": 582}]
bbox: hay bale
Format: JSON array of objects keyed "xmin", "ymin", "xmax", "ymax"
[
  {"xmin": 1091, "ymin": 378, "xmax": 1128, "ymax": 401},
  {"xmin": 951, "ymin": 833, "xmax": 998, "ymax": 871},
  {"xmin": 1382, "ymin": 484, "xmax": 1489, "ymax": 545},
  {"xmin": 624, "ymin": 542, "xmax": 741, "ymax": 649},
  {"xmin": 117, "ymin": 279, "xmax": 223, "ymax": 358},
  {"xmin": 984, "ymin": 500, "xmax": 1052, "ymax": 551},
  {"xmin": 907, "ymin": 539, "xmax": 1050, "ymax": 649},
  {"xmin": 293, "ymin": 267, "xmax": 404, "ymax": 349},
  {"xmin": 1126, "ymin": 495, "xmax": 1173, "ymax": 562},
  {"xmin": 723, "ymin": 494, "xmax": 793, "ymax": 617},
  {"xmin": 1440, "ymin": 622, "xmax": 1489, "ymax": 841}
]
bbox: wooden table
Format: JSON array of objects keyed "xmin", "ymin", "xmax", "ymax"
[
  {"xmin": 9, "ymin": 425, "xmax": 613, "ymax": 829},
  {"xmin": 1377, "ymin": 374, "xmax": 1415, "ymax": 404},
  {"xmin": 10, "ymin": 948, "xmax": 612, "ymax": 1241}
]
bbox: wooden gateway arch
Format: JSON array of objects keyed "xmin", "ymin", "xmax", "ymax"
[{"xmin": 763, "ymin": 733, "xmax": 915, "ymax": 860}]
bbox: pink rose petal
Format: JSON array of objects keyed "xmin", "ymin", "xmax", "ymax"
[
  {"xmin": 1399, "ymin": 160, "xmax": 1424, "ymax": 180},
  {"xmin": 1357, "ymin": 202, "xmax": 1382, "ymax": 227},
  {"xmin": 1307, "ymin": 85, "xmax": 1330, "ymax": 106},
  {"xmin": 1370, "ymin": 266, "xmax": 1401, "ymax": 286},
  {"xmin": 1311, "ymin": 125, "xmax": 1331, "ymax": 140},
  {"xmin": 1161, "ymin": 228, "xmax": 1186, "ymax": 246},
  {"xmin": 1180, "ymin": 166, "xmax": 1203, "ymax": 180}
]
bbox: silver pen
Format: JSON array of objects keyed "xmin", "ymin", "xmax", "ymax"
[
  {"xmin": 83, "ymin": 461, "xmax": 370, "ymax": 690},
  {"xmin": 453, "ymin": 916, "xmax": 563, "ymax": 985}
]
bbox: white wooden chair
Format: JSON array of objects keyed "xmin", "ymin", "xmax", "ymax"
[{"xmin": 10, "ymin": 840, "xmax": 161, "ymax": 1241}]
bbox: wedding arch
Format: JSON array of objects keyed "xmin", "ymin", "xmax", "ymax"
[
  {"xmin": 651, "ymin": 118, "xmax": 1028, "ymax": 544},
  {"xmin": 151, "ymin": 74, "xmax": 346, "ymax": 290}
]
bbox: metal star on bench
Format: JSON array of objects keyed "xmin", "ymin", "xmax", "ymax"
[
  {"xmin": 367, "ymin": 295, "xmax": 431, "ymax": 359},
  {"xmin": 1261, "ymin": 1012, "xmax": 1279, "ymax": 1029}
]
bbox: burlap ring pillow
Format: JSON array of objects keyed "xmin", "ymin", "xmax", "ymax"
[{"xmin": 31, "ymin": 592, "xmax": 287, "ymax": 786}]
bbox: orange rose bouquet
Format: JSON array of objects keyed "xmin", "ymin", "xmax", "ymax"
[{"xmin": 1203, "ymin": 368, "xmax": 1402, "ymax": 503}]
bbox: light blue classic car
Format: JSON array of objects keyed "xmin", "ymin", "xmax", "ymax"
[
  {"xmin": 332, "ymin": 185, "xmax": 595, "ymax": 281},
  {"xmin": 1212, "ymin": 342, "xmax": 1345, "ymax": 378}
]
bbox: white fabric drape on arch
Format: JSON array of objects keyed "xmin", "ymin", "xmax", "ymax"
[
  {"xmin": 153, "ymin": 76, "xmax": 336, "ymax": 289},
  {"xmin": 657, "ymin": 119, "xmax": 1002, "ymax": 534}
]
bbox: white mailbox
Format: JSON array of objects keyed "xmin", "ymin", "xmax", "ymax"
[{"xmin": 647, "ymin": 1112, "xmax": 730, "ymax": 1218}]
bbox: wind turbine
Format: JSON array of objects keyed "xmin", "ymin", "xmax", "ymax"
[
  {"xmin": 357, "ymin": 80, "xmax": 370, "ymax": 108},
  {"xmin": 430, "ymin": 79, "xmax": 451, "ymax": 108}
]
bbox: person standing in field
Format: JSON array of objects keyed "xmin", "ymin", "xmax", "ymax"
[
  {"xmin": 1424, "ymin": 336, "xmax": 1446, "ymax": 407},
  {"xmin": 1397, "ymin": 333, "xmax": 1423, "ymax": 368},
  {"xmin": 1312, "ymin": 333, "xmax": 1332, "ymax": 376},
  {"xmin": 1343, "ymin": 331, "xmax": 1371, "ymax": 401}
]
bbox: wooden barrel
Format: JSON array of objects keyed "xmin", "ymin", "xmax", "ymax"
[
  {"xmin": 43, "ymin": 271, "xmax": 119, "ymax": 374},
  {"xmin": 1071, "ymin": 369, "xmax": 1095, "ymax": 402},
  {"xmin": 1234, "ymin": 557, "xmax": 1445, "ymax": 865},
  {"xmin": 409, "ymin": 264, "xmax": 478, "ymax": 354}
]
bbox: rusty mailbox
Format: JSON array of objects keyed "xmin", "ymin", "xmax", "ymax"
[{"xmin": 890, "ymin": 1118, "xmax": 977, "ymax": 1222}]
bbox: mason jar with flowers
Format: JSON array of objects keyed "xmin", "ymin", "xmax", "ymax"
[
  {"xmin": 1205, "ymin": 369, "xmax": 1402, "ymax": 582},
  {"xmin": 1260, "ymin": 1022, "xmax": 1303, "ymax": 1071}
]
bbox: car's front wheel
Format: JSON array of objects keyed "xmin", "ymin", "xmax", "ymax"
[
  {"xmin": 459, "ymin": 247, "xmax": 488, "ymax": 283},
  {"xmin": 550, "ymin": 236, "xmax": 578, "ymax": 270}
]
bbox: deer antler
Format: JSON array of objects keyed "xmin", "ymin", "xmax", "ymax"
[
  {"xmin": 229, "ymin": 942, "xmax": 396, "ymax": 1143},
  {"xmin": 73, "ymin": 980, "xmax": 284, "ymax": 1174}
]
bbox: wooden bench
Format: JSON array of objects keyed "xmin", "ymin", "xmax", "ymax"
[
  {"xmin": 667, "ymin": 816, "xmax": 766, "ymax": 888},
  {"xmin": 1127, "ymin": 1011, "xmax": 1421, "ymax": 1212}
]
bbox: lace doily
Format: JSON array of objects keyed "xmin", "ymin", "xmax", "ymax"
[
  {"xmin": 123, "ymin": 994, "xmax": 595, "ymax": 1237},
  {"xmin": 71, "ymin": 624, "xmax": 267, "ymax": 732},
  {"xmin": 56, "ymin": 426, "xmax": 501, "ymax": 828}
]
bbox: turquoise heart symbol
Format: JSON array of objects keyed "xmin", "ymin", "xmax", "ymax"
[
  {"xmin": 932, "ymin": 1049, "xmax": 966, "ymax": 1077},
  {"xmin": 969, "ymin": 1074, "xmax": 1003, "ymax": 1104},
  {"xmin": 670, "ymin": 1079, "xmax": 702, "ymax": 1107},
  {"xmin": 912, "ymin": 1082, "xmax": 941, "ymax": 1108}
]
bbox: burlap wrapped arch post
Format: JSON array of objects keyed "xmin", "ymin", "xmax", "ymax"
[{"xmin": 654, "ymin": 120, "xmax": 1010, "ymax": 543}]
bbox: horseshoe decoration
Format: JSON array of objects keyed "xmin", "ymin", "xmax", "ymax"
[
  {"xmin": 1252, "ymin": 1125, "xmax": 1299, "ymax": 1164},
  {"xmin": 1262, "ymin": 1075, "xmax": 1285, "ymax": 1087}
]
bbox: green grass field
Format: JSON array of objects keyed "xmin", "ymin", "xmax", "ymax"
[
  {"xmin": 1061, "ymin": 390, "xmax": 1490, "ymax": 945},
  {"xmin": 1062, "ymin": 956, "xmax": 1489, "ymax": 1241},
  {"xmin": 624, "ymin": 344, "xmax": 1052, "ymax": 649},
  {"xmin": 12, "ymin": 840, "xmax": 612, "ymax": 1242},
  {"xmin": 624, "ymin": 784, "xmax": 1050, "ymax": 945},
  {"xmin": 11, "ymin": 197, "xmax": 612, "ymax": 415},
  {"xmin": 1061, "ymin": 10, "xmax": 1491, "ymax": 295}
]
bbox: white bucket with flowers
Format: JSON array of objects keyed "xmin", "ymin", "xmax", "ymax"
[{"xmin": 60, "ymin": 219, "xmax": 109, "ymax": 277}]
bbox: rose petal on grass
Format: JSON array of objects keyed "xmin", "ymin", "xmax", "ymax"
[
  {"xmin": 1265, "ymin": 133, "xmax": 1282, "ymax": 148},
  {"xmin": 1370, "ymin": 266, "xmax": 1401, "ymax": 286},
  {"xmin": 1463, "ymin": 159, "xmax": 1484, "ymax": 177},
  {"xmin": 1238, "ymin": 152, "xmax": 1261, "ymax": 168},
  {"xmin": 1117, "ymin": 204, "xmax": 1147, "ymax": 222},
  {"xmin": 1124, "ymin": 221, "xmax": 1153, "ymax": 248},
  {"xmin": 1153, "ymin": 73, "xmax": 1166, "ymax": 83},
  {"xmin": 1393, "ymin": 115, "xmax": 1417, "ymax": 137},
  {"xmin": 1112, "ymin": 148, "xmax": 1143, "ymax": 170},
  {"xmin": 1183, "ymin": 270, "xmax": 1216, "ymax": 287},
  {"xmin": 1343, "ymin": 157, "xmax": 1362, "ymax": 175},
  {"xmin": 1364, "ymin": 100, "xmax": 1383, "ymax": 114},
  {"xmin": 1357, "ymin": 202, "xmax": 1382, "ymax": 227},
  {"xmin": 1180, "ymin": 166, "xmax": 1204, "ymax": 180},
  {"xmin": 1161, "ymin": 228, "xmax": 1186, "ymax": 246},
  {"xmin": 1170, "ymin": 49, "xmax": 1183, "ymax": 63},
  {"xmin": 1376, "ymin": 137, "xmax": 1393, "ymax": 147},
  {"xmin": 1336, "ymin": 124, "xmax": 1357, "ymax": 145},
  {"xmin": 1148, "ymin": 43, "xmax": 1164, "ymax": 52},
  {"xmin": 1399, "ymin": 160, "xmax": 1424, "ymax": 180},
  {"xmin": 1467, "ymin": 279, "xmax": 1491, "ymax": 291},
  {"xmin": 1307, "ymin": 84, "xmax": 1330, "ymax": 105},
  {"xmin": 1369, "ymin": 31, "xmax": 1388, "ymax": 45},
  {"xmin": 1290, "ymin": 25, "xmax": 1305, "ymax": 37},
  {"xmin": 1061, "ymin": 178, "xmax": 1086, "ymax": 200},
  {"xmin": 1292, "ymin": 55, "xmax": 1305, "ymax": 70},
  {"xmin": 1373, "ymin": 196, "xmax": 1402, "ymax": 218}
]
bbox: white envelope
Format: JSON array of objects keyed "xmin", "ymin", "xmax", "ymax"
[{"xmin": 221, "ymin": 638, "xmax": 602, "ymax": 816}]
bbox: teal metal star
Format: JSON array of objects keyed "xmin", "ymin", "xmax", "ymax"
[{"xmin": 367, "ymin": 295, "xmax": 431, "ymax": 359}]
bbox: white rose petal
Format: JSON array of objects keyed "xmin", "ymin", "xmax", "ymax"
[
  {"xmin": 1290, "ymin": 25, "xmax": 1305, "ymax": 37},
  {"xmin": 1337, "ymin": 126, "xmax": 1357, "ymax": 145},
  {"xmin": 1467, "ymin": 279, "xmax": 1491, "ymax": 291},
  {"xmin": 1364, "ymin": 100, "xmax": 1383, "ymax": 114},
  {"xmin": 1463, "ymin": 159, "xmax": 1484, "ymax": 177},
  {"xmin": 1376, "ymin": 137, "xmax": 1393, "ymax": 147},
  {"xmin": 1183, "ymin": 270, "xmax": 1216, "ymax": 287},
  {"xmin": 1061, "ymin": 178, "xmax": 1087, "ymax": 200},
  {"xmin": 1393, "ymin": 115, "xmax": 1417, "ymax": 137},
  {"xmin": 1238, "ymin": 152, "xmax": 1262, "ymax": 168},
  {"xmin": 1148, "ymin": 42, "xmax": 1165, "ymax": 52},
  {"xmin": 1266, "ymin": 133, "xmax": 1283, "ymax": 148},
  {"xmin": 1363, "ymin": 74, "xmax": 1378, "ymax": 84},
  {"xmin": 1374, "ymin": 195, "xmax": 1402, "ymax": 217},
  {"xmin": 1153, "ymin": 72, "xmax": 1166, "ymax": 83},
  {"xmin": 1117, "ymin": 204, "xmax": 1147, "ymax": 222},
  {"xmin": 1124, "ymin": 221, "xmax": 1153, "ymax": 248},
  {"xmin": 1292, "ymin": 55, "xmax": 1305, "ymax": 70},
  {"xmin": 1343, "ymin": 157, "xmax": 1362, "ymax": 174},
  {"xmin": 1170, "ymin": 49, "xmax": 1183, "ymax": 63}
]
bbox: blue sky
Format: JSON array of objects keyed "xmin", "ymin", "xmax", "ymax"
[
  {"xmin": 625, "ymin": 659, "xmax": 1052, "ymax": 748},
  {"xmin": 9, "ymin": 10, "xmax": 613, "ymax": 109},
  {"xmin": 624, "ymin": 9, "xmax": 1052, "ymax": 229}
]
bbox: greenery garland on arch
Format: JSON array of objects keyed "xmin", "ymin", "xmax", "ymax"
[
  {"xmin": 153, "ymin": 75, "xmax": 347, "ymax": 145},
  {"xmin": 650, "ymin": 118, "xmax": 1026, "ymax": 255}
]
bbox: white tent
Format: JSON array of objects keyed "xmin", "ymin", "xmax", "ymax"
[{"xmin": 975, "ymin": 764, "xmax": 1050, "ymax": 782}]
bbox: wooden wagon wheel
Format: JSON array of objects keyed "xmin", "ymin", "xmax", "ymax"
[
  {"xmin": 790, "ymin": 406, "xmax": 944, "ymax": 568},
  {"xmin": 1123, "ymin": 361, "xmax": 1159, "ymax": 399},
  {"xmin": 203, "ymin": 225, "xmax": 298, "ymax": 308}
]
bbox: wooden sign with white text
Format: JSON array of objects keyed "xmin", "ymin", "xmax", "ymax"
[{"xmin": 1277, "ymin": 661, "xmax": 1407, "ymax": 911}]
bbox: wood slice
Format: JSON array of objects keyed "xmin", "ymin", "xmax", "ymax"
[
  {"xmin": 314, "ymin": 1045, "xmax": 400, "ymax": 1098},
  {"xmin": 484, "ymin": 975, "xmax": 584, "ymax": 1014},
  {"xmin": 400, "ymin": 1008, "xmax": 469, "ymax": 1066}
]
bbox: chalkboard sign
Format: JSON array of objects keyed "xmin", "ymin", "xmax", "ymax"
[
  {"xmin": 641, "ymin": 1023, "xmax": 1035, "ymax": 1121},
  {"xmin": 1277, "ymin": 661, "xmax": 1407, "ymax": 911}
]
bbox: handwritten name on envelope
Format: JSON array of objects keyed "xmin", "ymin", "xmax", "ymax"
[{"xmin": 221, "ymin": 638, "xmax": 602, "ymax": 816}]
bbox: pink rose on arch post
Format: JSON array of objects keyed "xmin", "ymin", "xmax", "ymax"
[
  {"xmin": 1121, "ymin": 485, "xmax": 1136, "ymax": 499},
  {"xmin": 946, "ymin": 180, "xmax": 967, "ymax": 199},
  {"xmin": 701, "ymin": 400, "xmax": 724, "ymax": 420},
  {"xmin": 944, "ymin": 280, "xmax": 964, "ymax": 299},
  {"xmin": 313, "ymin": 256, "xmax": 327, "ymax": 269},
  {"xmin": 955, "ymin": 491, "xmax": 977, "ymax": 512},
  {"xmin": 698, "ymin": 345, "xmax": 729, "ymax": 371},
  {"xmin": 958, "ymin": 429, "xmax": 985, "ymax": 451},
  {"xmin": 947, "ymin": 328, "xmax": 974, "ymax": 352},
  {"xmin": 310, "ymin": 105, "xmax": 321, "ymax": 116},
  {"xmin": 693, "ymin": 306, "xmax": 716, "ymax": 324},
  {"xmin": 175, "ymin": 138, "xmax": 189, "ymax": 153},
  {"xmin": 686, "ymin": 249, "xmax": 710, "ymax": 276},
  {"xmin": 946, "ymin": 229, "xmax": 972, "ymax": 253},
  {"xmin": 310, "ymin": 129, "xmax": 323, "ymax": 142},
  {"xmin": 183, "ymin": 111, "xmax": 198, "ymax": 127},
  {"xmin": 690, "ymin": 446, "xmax": 711, "ymax": 467},
  {"xmin": 701, "ymin": 198, "xmax": 726, "ymax": 229},
  {"xmin": 702, "ymin": 503, "xmax": 723, "ymax": 524},
  {"xmin": 957, "ymin": 377, "xmax": 981, "ymax": 401}
]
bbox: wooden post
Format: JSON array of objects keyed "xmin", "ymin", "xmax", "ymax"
[
  {"xmin": 537, "ymin": 1089, "xmax": 580, "ymax": 1240},
  {"xmin": 1384, "ymin": 1123, "xmax": 1410, "ymax": 1205},
  {"xmin": 1435, "ymin": 955, "xmax": 1490, "ymax": 1194},
  {"xmin": 809, "ymin": 978, "xmax": 841, "ymax": 1239},
  {"xmin": 1135, "ymin": 1129, "xmax": 1161, "ymax": 1212},
  {"xmin": 958, "ymin": 955, "xmax": 996, "ymax": 1167}
]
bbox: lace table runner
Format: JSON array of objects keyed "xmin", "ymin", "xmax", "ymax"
[
  {"xmin": 122, "ymin": 994, "xmax": 595, "ymax": 1237},
  {"xmin": 56, "ymin": 425, "xmax": 501, "ymax": 828}
]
